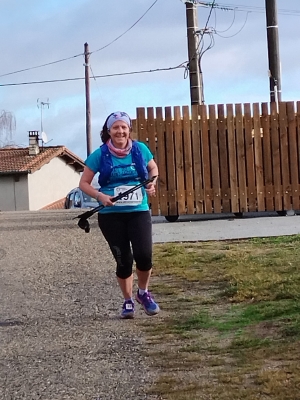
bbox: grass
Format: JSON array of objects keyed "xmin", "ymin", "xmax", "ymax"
[{"xmin": 143, "ymin": 235, "xmax": 300, "ymax": 400}]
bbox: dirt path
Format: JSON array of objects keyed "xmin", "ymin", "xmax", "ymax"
[{"xmin": 0, "ymin": 210, "xmax": 161, "ymax": 400}]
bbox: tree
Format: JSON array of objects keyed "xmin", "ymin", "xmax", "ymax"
[{"xmin": 0, "ymin": 110, "xmax": 16, "ymax": 147}]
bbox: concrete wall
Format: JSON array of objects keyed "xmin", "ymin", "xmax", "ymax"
[
  {"xmin": 0, "ymin": 175, "xmax": 29, "ymax": 211},
  {"xmin": 28, "ymin": 157, "xmax": 81, "ymax": 210}
]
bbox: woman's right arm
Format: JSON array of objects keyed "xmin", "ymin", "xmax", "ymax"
[
  {"xmin": 79, "ymin": 166, "xmax": 114, "ymax": 206},
  {"xmin": 79, "ymin": 167, "xmax": 99, "ymax": 199}
]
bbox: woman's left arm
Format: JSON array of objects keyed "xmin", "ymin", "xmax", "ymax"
[{"xmin": 145, "ymin": 159, "xmax": 159, "ymax": 197}]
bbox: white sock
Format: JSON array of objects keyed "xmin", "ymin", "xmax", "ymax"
[{"xmin": 138, "ymin": 288, "xmax": 147, "ymax": 296}]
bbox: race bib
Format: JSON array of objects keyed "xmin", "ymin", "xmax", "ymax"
[{"xmin": 113, "ymin": 185, "xmax": 143, "ymax": 206}]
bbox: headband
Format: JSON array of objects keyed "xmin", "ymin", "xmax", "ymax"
[{"xmin": 106, "ymin": 111, "xmax": 132, "ymax": 130}]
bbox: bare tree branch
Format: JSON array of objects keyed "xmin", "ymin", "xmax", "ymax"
[{"xmin": 0, "ymin": 110, "xmax": 16, "ymax": 146}]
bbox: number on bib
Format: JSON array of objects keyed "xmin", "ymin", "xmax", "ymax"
[{"xmin": 114, "ymin": 186, "xmax": 143, "ymax": 206}]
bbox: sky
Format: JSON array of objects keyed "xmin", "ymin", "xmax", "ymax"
[{"xmin": 1, "ymin": 0, "xmax": 300, "ymax": 161}]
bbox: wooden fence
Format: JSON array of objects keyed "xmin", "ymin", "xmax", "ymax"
[{"xmin": 132, "ymin": 101, "xmax": 300, "ymax": 218}]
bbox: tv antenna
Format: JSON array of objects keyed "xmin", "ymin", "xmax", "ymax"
[
  {"xmin": 41, "ymin": 131, "xmax": 49, "ymax": 144},
  {"xmin": 37, "ymin": 98, "xmax": 50, "ymax": 138}
]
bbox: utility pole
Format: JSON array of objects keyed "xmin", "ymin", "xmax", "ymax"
[
  {"xmin": 265, "ymin": 0, "xmax": 282, "ymax": 103},
  {"xmin": 186, "ymin": 2, "xmax": 203, "ymax": 105},
  {"xmin": 84, "ymin": 42, "xmax": 92, "ymax": 156}
]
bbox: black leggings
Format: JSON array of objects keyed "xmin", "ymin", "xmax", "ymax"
[{"xmin": 98, "ymin": 211, "xmax": 153, "ymax": 279}]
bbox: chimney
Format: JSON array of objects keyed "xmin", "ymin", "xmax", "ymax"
[{"xmin": 28, "ymin": 131, "xmax": 40, "ymax": 155}]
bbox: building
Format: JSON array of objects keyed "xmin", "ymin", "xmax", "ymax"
[{"xmin": 0, "ymin": 131, "xmax": 85, "ymax": 211}]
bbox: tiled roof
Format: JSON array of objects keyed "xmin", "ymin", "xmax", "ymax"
[
  {"xmin": 40, "ymin": 197, "xmax": 66, "ymax": 210},
  {"xmin": 0, "ymin": 146, "xmax": 85, "ymax": 174}
]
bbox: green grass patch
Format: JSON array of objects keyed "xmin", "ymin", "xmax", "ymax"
[
  {"xmin": 145, "ymin": 235, "xmax": 300, "ymax": 400},
  {"xmin": 171, "ymin": 299, "xmax": 300, "ymax": 335},
  {"xmin": 153, "ymin": 236, "xmax": 300, "ymax": 302}
]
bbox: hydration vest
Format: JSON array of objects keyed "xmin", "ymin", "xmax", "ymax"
[{"xmin": 98, "ymin": 141, "xmax": 149, "ymax": 187}]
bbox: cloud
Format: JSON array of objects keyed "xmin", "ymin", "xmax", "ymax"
[{"xmin": 1, "ymin": 0, "xmax": 300, "ymax": 158}]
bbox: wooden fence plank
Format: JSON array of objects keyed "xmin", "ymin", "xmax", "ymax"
[
  {"xmin": 287, "ymin": 102, "xmax": 299, "ymax": 210},
  {"xmin": 165, "ymin": 107, "xmax": 177, "ymax": 216},
  {"xmin": 146, "ymin": 107, "xmax": 156, "ymax": 156},
  {"xmin": 200, "ymin": 105, "xmax": 213, "ymax": 213},
  {"xmin": 218, "ymin": 104, "xmax": 230, "ymax": 212},
  {"xmin": 146, "ymin": 107, "xmax": 159, "ymax": 215},
  {"xmin": 270, "ymin": 102, "xmax": 282, "ymax": 210},
  {"xmin": 253, "ymin": 103, "xmax": 265, "ymax": 211},
  {"xmin": 174, "ymin": 106, "xmax": 185, "ymax": 215},
  {"xmin": 227, "ymin": 104, "xmax": 239, "ymax": 212},
  {"xmin": 183, "ymin": 105, "xmax": 195, "ymax": 214},
  {"xmin": 131, "ymin": 118, "xmax": 138, "ymax": 140},
  {"xmin": 297, "ymin": 102, "xmax": 300, "ymax": 182},
  {"xmin": 191, "ymin": 104, "xmax": 204, "ymax": 213},
  {"xmin": 279, "ymin": 102, "xmax": 291, "ymax": 210},
  {"xmin": 297, "ymin": 102, "xmax": 300, "ymax": 207},
  {"xmin": 155, "ymin": 107, "xmax": 168, "ymax": 216},
  {"xmin": 244, "ymin": 103, "xmax": 256, "ymax": 212},
  {"xmin": 136, "ymin": 107, "xmax": 147, "ymax": 144},
  {"xmin": 261, "ymin": 103, "xmax": 274, "ymax": 210},
  {"xmin": 235, "ymin": 104, "xmax": 247, "ymax": 212},
  {"xmin": 209, "ymin": 105, "xmax": 221, "ymax": 213}
]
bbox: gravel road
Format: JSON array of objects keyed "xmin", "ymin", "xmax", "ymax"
[{"xmin": 0, "ymin": 210, "xmax": 161, "ymax": 400}]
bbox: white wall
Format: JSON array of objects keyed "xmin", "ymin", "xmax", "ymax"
[
  {"xmin": 0, "ymin": 175, "xmax": 29, "ymax": 211},
  {"xmin": 28, "ymin": 157, "xmax": 81, "ymax": 210}
]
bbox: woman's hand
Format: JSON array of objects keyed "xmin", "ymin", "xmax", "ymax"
[
  {"xmin": 97, "ymin": 192, "xmax": 115, "ymax": 206},
  {"xmin": 145, "ymin": 182, "xmax": 156, "ymax": 197},
  {"xmin": 146, "ymin": 159, "xmax": 158, "ymax": 197}
]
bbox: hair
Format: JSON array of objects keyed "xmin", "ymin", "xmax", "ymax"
[
  {"xmin": 100, "ymin": 114, "xmax": 111, "ymax": 144},
  {"xmin": 100, "ymin": 112, "xmax": 133, "ymax": 144}
]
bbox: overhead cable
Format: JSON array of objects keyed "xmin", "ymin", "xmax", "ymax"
[
  {"xmin": 90, "ymin": 0, "xmax": 159, "ymax": 55},
  {"xmin": 0, "ymin": 0, "xmax": 159, "ymax": 79},
  {"xmin": 0, "ymin": 54, "xmax": 83, "ymax": 79},
  {"xmin": 0, "ymin": 63, "xmax": 186, "ymax": 87},
  {"xmin": 215, "ymin": 11, "xmax": 249, "ymax": 38},
  {"xmin": 195, "ymin": 1, "xmax": 300, "ymax": 16}
]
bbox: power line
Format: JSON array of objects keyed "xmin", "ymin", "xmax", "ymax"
[
  {"xmin": 189, "ymin": 0, "xmax": 216, "ymax": 63},
  {"xmin": 203, "ymin": 0, "xmax": 217, "ymax": 30},
  {"xmin": 1, "ymin": 1, "xmax": 299, "ymax": 80},
  {"xmin": 222, "ymin": 3, "xmax": 300, "ymax": 14},
  {"xmin": 0, "ymin": 0, "xmax": 159, "ymax": 79},
  {"xmin": 89, "ymin": 63, "xmax": 109, "ymax": 116},
  {"xmin": 215, "ymin": 11, "xmax": 249, "ymax": 37},
  {"xmin": 0, "ymin": 63, "xmax": 186, "ymax": 87},
  {"xmin": 215, "ymin": 7, "xmax": 237, "ymax": 32},
  {"xmin": 199, "ymin": 1, "xmax": 216, "ymax": 52},
  {"xmin": 0, "ymin": 54, "xmax": 83, "ymax": 79},
  {"xmin": 90, "ymin": 0, "xmax": 159, "ymax": 55},
  {"xmin": 195, "ymin": 1, "xmax": 300, "ymax": 16}
]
